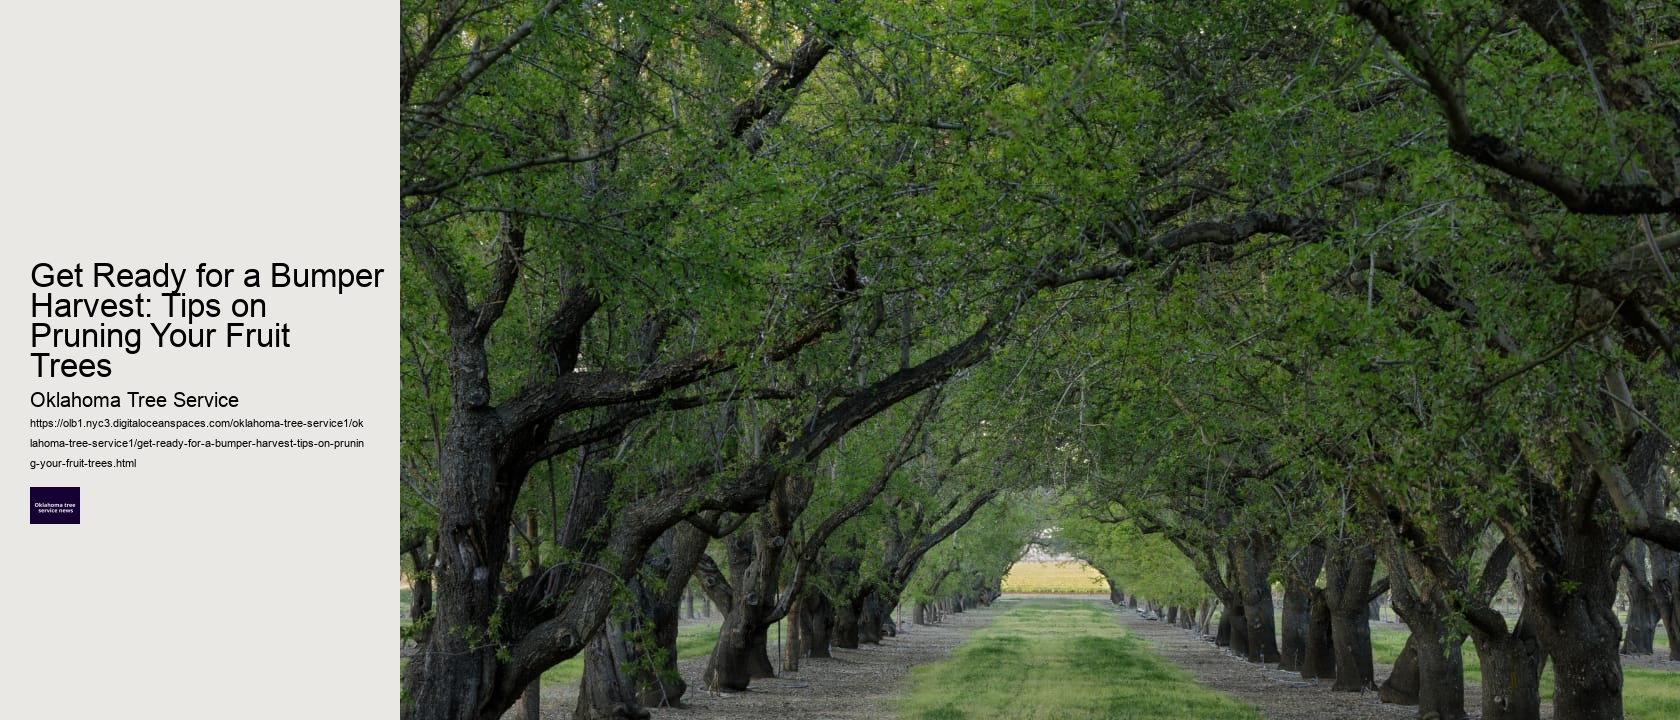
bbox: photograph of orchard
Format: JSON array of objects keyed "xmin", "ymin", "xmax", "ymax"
[{"xmin": 400, "ymin": 2, "xmax": 1679, "ymax": 719}]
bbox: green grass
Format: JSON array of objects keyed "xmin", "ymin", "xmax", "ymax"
[
  {"xmin": 895, "ymin": 598, "xmax": 1261, "ymax": 720},
  {"xmin": 1001, "ymin": 560, "xmax": 1106, "ymax": 594},
  {"xmin": 1370, "ymin": 624, "xmax": 1678, "ymax": 718},
  {"xmin": 1626, "ymin": 668, "xmax": 1680, "ymax": 720}
]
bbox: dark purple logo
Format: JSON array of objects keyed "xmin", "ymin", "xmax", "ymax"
[{"xmin": 30, "ymin": 487, "xmax": 80, "ymax": 524}]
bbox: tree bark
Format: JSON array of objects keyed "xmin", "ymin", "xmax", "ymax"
[
  {"xmin": 1280, "ymin": 543, "xmax": 1326, "ymax": 672},
  {"xmin": 783, "ymin": 596, "xmax": 802, "ymax": 672},
  {"xmin": 1236, "ymin": 535, "xmax": 1280, "ymax": 664},
  {"xmin": 1655, "ymin": 542, "xmax": 1680, "ymax": 661},
  {"xmin": 1225, "ymin": 601, "xmax": 1248, "ymax": 655},
  {"xmin": 857, "ymin": 590, "xmax": 889, "ymax": 644},
  {"xmin": 1519, "ymin": 548, "xmax": 1624, "ymax": 720},
  {"xmin": 834, "ymin": 593, "xmax": 861, "ymax": 649},
  {"xmin": 573, "ymin": 628, "xmax": 653, "ymax": 720},
  {"xmin": 1378, "ymin": 641, "xmax": 1419, "ymax": 705},
  {"xmin": 1302, "ymin": 588, "xmax": 1336, "ymax": 680},
  {"xmin": 1381, "ymin": 554, "xmax": 1467, "ymax": 720},
  {"xmin": 1323, "ymin": 538, "xmax": 1377, "ymax": 691},
  {"xmin": 635, "ymin": 523, "xmax": 710, "ymax": 707},
  {"xmin": 1469, "ymin": 609, "xmax": 1545, "ymax": 720},
  {"xmin": 1621, "ymin": 541, "xmax": 1658, "ymax": 655},
  {"xmin": 701, "ymin": 528, "xmax": 782, "ymax": 692},
  {"xmin": 802, "ymin": 590, "xmax": 835, "ymax": 657},
  {"xmin": 1496, "ymin": 446, "xmax": 1643, "ymax": 720}
]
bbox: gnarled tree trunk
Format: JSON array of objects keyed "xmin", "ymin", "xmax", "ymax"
[
  {"xmin": 1323, "ymin": 538, "xmax": 1377, "ymax": 692},
  {"xmin": 1235, "ymin": 535, "xmax": 1280, "ymax": 664},
  {"xmin": 1622, "ymin": 541, "xmax": 1659, "ymax": 655},
  {"xmin": 1301, "ymin": 588, "xmax": 1336, "ymax": 680},
  {"xmin": 1280, "ymin": 543, "xmax": 1326, "ymax": 672},
  {"xmin": 1469, "ymin": 609, "xmax": 1545, "ymax": 720}
]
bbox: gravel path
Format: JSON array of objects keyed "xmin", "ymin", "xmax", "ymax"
[{"xmin": 1113, "ymin": 605, "xmax": 1423, "ymax": 720}]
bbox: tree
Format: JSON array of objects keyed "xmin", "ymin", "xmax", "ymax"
[{"xmin": 404, "ymin": 1, "xmax": 1314, "ymax": 714}]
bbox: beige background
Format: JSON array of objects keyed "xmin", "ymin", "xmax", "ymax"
[{"xmin": 3, "ymin": 2, "xmax": 392, "ymax": 717}]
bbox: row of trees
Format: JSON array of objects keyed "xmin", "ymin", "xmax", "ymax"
[
  {"xmin": 401, "ymin": 1, "xmax": 1677, "ymax": 718},
  {"xmin": 1046, "ymin": 2, "xmax": 1680, "ymax": 717}
]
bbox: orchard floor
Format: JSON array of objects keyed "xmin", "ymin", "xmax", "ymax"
[
  {"xmin": 523, "ymin": 606, "xmax": 993, "ymax": 720},
  {"xmin": 1114, "ymin": 607, "xmax": 1452, "ymax": 720},
  {"xmin": 520, "ymin": 595, "xmax": 1679, "ymax": 720}
]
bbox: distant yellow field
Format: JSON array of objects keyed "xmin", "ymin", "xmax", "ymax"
[{"xmin": 1002, "ymin": 559, "xmax": 1106, "ymax": 594}]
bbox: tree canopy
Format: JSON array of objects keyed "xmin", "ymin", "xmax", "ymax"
[{"xmin": 401, "ymin": 2, "xmax": 1679, "ymax": 719}]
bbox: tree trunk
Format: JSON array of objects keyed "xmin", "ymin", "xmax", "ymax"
[
  {"xmin": 403, "ymin": 459, "xmax": 636, "ymax": 720},
  {"xmin": 1379, "ymin": 531, "xmax": 1462, "ymax": 716},
  {"xmin": 402, "ymin": 415, "xmax": 525, "ymax": 720},
  {"xmin": 402, "ymin": 533, "xmax": 435, "ymax": 647},
  {"xmin": 1656, "ymin": 542, "xmax": 1680, "ymax": 661},
  {"xmin": 574, "ymin": 623, "xmax": 653, "ymax": 720},
  {"xmin": 801, "ymin": 590, "xmax": 835, "ymax": 658},
  {"xmin": 1327, "ymin": 593, "xmax": 1375, "ymax": 691},
  {"xmin": 1323, "ymin": 539, "xmax": 1377, "ymax": 692},
  {"xmin": 514, "ymin": 683, "xmax": 540, "ymax": 720},
  {"xmin": 1415, "ymin": 625, "xmax": 1467, "ymax": 720},
  {"xmin": 707, "ymin": 611, "xmax": 777, "ymax": 692},
  {"xmin": 834, "ymin": 598, "xmax": 860, "ymax": 649},
  {"xmin": 577, "ymin": 524, "xmax": 704, "ymax": 716},
  {"xmin": 633, "ymin": 524, "xmax": 708, "ymax": 708},
  {"xmin": 1469, "ymin": 609, "xmax": 1545, "ymax": 720},
  {"xmin": 913, "ymin": 601, "xmax": 927, "ymax": 626},
  {"xmin": 858, "ymin": 591, "xmax": 888, "ymax": 644},
  {"xmin": 700, "ymin": 524, "xmax": 784, "ymax": 692},
  {"xmin": 1622, "ymin": 541, "xmax": 1658, "ymax": 655},
  {"xmin": 1522, "ymin": 558, "xmax": 1624, "ymax": 720},
  {"xmin": 1226, "ymin": 602, "xmax": 1249, "ymax": 656},
  {"xmin": 515, "ymin": 515, "xmax": 542, "ymax": 720},
  {"xmin": 1281, "ymin": 543, "xmax": 1327, "ymax": 672},
  {"xmin": 783, "ymin": 596, "xmax": 801, "ymax": 672},
  {"xmin": 576, "ymin": 589, "xmax": 664, "ymax": 717},
  {"xmin": 1498, "ymin": 448, "xmax": 1642, "ymax": 720},
  {"xmin": 1378, "ymin": 641, "xmax": 1419, "ymax": 705},
  {"xmin": 1236, "ymin": 536, "xmax": 1280, "ymax": 664},
  {"xmin": 1302, "ymin": 588, "xmax": 1336, "ymax": 680}
]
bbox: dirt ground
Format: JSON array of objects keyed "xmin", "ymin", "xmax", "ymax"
[
  {"xmin": 1114, "ymin": 606, "xmax": 1446, "ymax": 720},
  {"xmin": 527, "ymin": 606, "xmax": 994, "ymax": 720},
  {"xmin": 519, "ymin": 595, "xmax": 1678, "ymax": 720}
]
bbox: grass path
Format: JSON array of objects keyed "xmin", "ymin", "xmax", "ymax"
[{"xmin": 895, "ymin": 598, "xmax": 1262, "ymax": 720}]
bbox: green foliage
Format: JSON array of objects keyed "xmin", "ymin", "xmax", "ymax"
[{"xmin": 401, "ymin": 0, "xmax": 1680, "ymax": 710}]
